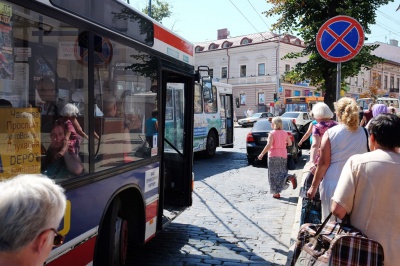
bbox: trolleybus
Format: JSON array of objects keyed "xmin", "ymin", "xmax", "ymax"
[
  {"xmin": 284, "ymin": 96, "xmax": 324, "ymax": 112},
  {"xmin": 0, "ymin": 0, "xmax": 195, "ymax": 265},
  {"xmin": 193, "ymin": 74, "xmax": 234, "ymax": 157},
  {"xmin": 357, "ymin": 97, "xmax": 400, "ymax": 113}
]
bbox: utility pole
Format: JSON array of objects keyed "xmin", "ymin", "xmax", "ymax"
[{"xmin": 148, "ymin": 0, "xmax": 152, "ymax": 18}]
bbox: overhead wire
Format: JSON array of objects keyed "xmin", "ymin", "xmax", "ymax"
[
  {"xmin": 228, "ymin": 0, "xmax": 269, "ymax": 40},
  {"xmin": 247, "ymin": 0, "xmax": 270, "ymax": 29}
]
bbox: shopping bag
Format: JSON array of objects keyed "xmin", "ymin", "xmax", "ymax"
[{"xmin": 292, "ymin": 213, "xmax": 384, "ymax": 266}]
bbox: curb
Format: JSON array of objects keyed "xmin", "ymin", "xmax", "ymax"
[{"xmin": 285, "ymin": 162, "xmax": 312, "ymax": 266}]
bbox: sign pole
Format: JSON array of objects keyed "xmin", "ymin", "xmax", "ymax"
[{"xmin": 336, "ymin": 63, "xmax": 341, "ymax": 101}]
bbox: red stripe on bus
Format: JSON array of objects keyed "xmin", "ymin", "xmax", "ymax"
[
  {"xmin": 46, "ymin": 236, "xmax": 96, "ymax": 266},
  {"xmin": 146, "ymin": 200, "xmax": 158, "ymax": 222},
  {"xmin": 154, "ymin": 24, "xmax": 193, "ymax": 56}
]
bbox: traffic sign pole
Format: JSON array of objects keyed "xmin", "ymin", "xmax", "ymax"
[{"xmin": 336, "ymin": 63, "xmax": 341, "ymax": 102}]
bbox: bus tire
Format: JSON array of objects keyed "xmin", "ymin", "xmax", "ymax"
[
  {"xmin": 95, "ymin": 197, "xmax": 128, "ymax": 266},
  {"xmin": 204, "ymin": 131, "xmax": 217, "ymax": 158}
]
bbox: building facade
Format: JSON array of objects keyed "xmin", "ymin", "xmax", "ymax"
[
  {"xmin": 194, "ymin": 29, "xmax": 318, "ymax": 118},
  {"xmin": 345, "ymin": 40, "xmax": 400, "ymax": 98}
]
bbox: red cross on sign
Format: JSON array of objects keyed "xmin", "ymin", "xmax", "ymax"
[{"xmin": 316, "ymin": 16, "xmax": 364, "ymax": 63}]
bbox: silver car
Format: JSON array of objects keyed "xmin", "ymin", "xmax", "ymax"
[{"xmin": 238, "ymin": 112, "xmax": 274, "ymax": 127}]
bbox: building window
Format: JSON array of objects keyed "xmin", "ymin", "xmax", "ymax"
[
  {"xmin": 258, "ymin": 93, "xmax": 265, "ymax": 105},
  {"xmin": 355, "ymin": 77, "xmax": 358, "ymax": 86},
  {"xmin": 362, "ymin": 78, "xmax": 365, "ymax": 87},
  {"xmin": 384, "ymin": 75, "xmax": 388, "ymax": 89},
  {"xmin": 285, "ymin": 64, "xmax": 290, "ymax": 72},
  {"xmin": 209, "ymin": 43, "xmax": 219, "ymax": 50},
  {"xmin": 240, "ymin": 65, "xmax": 246, "ymax": 77},
  {"xmin": 195, "ymin": 46, "xmax": 204, "ymax": 52},
  {"xmin": 240, "ymin": 94, "xmax": 246, "ymax": 105},
  {"xmin": 209, "ymin": 68, "xmax": 214, "ymax": 78},
  {"xmin": 221, "ymin": 67, "xmax": 227, "ymax": 79},
  {"xmin": 258, "ymin": 63, "xmax": 265, "ymax": 76},
  {"xmin": 390, "ymin": 76, "xmax": 394, "ymax": 88},
  {"xmin": 397, "ymin": 78, "xmax": 399, "ymax": 89},
  {"xmin": 222, "ymin": 41, "xmax": 232, "ymax": 48},
  {"xmin": 240, "ymin": 38, "xmax": 252, "ymax": 45}
]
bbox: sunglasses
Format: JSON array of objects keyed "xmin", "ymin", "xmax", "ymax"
[{"xmin": 50, "ymin": 228, "xmax": 65, "ymax": 247}]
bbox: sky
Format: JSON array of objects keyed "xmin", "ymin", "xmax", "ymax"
[{"xmin": 131, "ymin": 0, "xmax": 400, "ymax": 45}]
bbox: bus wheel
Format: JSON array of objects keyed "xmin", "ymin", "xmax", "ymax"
[
  {"xmin": 96, "ymin": 197, "xmax": 128, "ymax": 266},
  {"xmin": 204, "ymin": 131, "xmax": 217, "ymax": 158}
]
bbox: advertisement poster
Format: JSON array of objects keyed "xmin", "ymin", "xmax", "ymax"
[
  {"xmin": 0, "ymin": 2, "xmax": 14, "ymax": 80},
  {"xmin": 0, "ymin": 108, "xmax": 41, "ymax": 179}
]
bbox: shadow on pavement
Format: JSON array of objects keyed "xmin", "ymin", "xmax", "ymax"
[{"xmin": 127, "ymin": 223, "xmax": 270, "ymax": 266}]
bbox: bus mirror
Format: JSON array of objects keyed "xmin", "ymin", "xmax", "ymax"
[{"xmin": 235, "ymin": 98, "xmax": 240, "ymax": 108}]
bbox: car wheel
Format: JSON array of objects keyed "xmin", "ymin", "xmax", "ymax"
[
  {"xmin": 247, "ymin": 156, "xmax": 254, "ymax": 165},
  {"xmin": 242, "ymin": 125, "xmax": 247, "ymax": 128}
]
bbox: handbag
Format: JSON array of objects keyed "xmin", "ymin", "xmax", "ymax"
[
  {"xmin": 287, "ymin": 154, "xmax": 296, "ymax": 170},
  {"xmin": 292, "ymin": 213, "xmax": 384, "ymax": 266},
  {"xmin": 300, "ymin": 198, "xmax": 321, "ymax": 226}
]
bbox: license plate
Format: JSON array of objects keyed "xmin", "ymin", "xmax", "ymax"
[{"xmin": 260, "ymin": 137, "xmax": 268, "ymax": 141}]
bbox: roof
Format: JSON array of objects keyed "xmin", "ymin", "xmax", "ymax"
[
  {"xmin": 194, "ymin": 32, "xmax": 305, "ymax": 52},
  {"xmin": 368, "ymin": 41, "xmax": 400, "ymax": 64}
]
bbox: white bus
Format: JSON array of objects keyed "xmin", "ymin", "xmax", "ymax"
[
  {"xmin": 357, "ymin": 97, "xmax": 400, "ymax": 112},
  {"xmin": 193, "ymin": 78, "xmax": 234, "ymax": 157}
]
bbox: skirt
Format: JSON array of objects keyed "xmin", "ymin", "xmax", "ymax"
[{"xmin": 268, "ymin": 156, "xmax": 289, "ymax": 194}]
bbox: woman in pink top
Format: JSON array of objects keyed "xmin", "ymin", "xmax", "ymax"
[{"xmin": 258, "ymin": 117, "xmax": 297, "ymax": 199}]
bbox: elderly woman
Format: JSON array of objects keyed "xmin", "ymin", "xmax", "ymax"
[
  {"xmin": 365, "ymin": 103, "xmax": 388, "ymax": 129},
  {"xmin": 298, "ymin": 102, "xmax": 337, "ymax": 201},
  {"xmin": 0, "ymin": 174, "xmax": 66, "ymax": 266},
  {"xmin": 307, "ymin": 97, "xmax": 369, "ymax": 220},
  {"xmin": 332, "ymin": 114, "xmax": 400, "ymax": 265},
  {"xmin": 258, "ymin": 117, "xmax": 297, "ymax": 199}
]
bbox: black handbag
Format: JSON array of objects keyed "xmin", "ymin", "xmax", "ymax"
[
  {"xmin": 300, "ymin": 198, "xmax": 321, "ymax": 226},
  {"xmin": 287, "ymin": 154, "xmax": 296, "ymax": 170}
]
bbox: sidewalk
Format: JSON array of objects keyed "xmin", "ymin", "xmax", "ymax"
[{"xmin": 285, "ymin": 162, "xmax": 312, "ymax": 266}]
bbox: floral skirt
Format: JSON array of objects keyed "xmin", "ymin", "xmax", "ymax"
[{"xmin": 268, "ymin": 156, "xmax": 289, "ymax": 194}]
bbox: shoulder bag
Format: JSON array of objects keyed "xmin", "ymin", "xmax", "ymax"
[{"xmin": 292, "ymin": 213, "xmax": 384, "ymax": 266}]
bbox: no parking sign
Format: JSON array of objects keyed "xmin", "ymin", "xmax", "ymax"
[{"xmin": 316, "ymin": 15, "xmax": 364, "ymax": 63}]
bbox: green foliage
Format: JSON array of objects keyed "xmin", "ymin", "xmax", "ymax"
[
  {"xmin": 264, "ymin": 0, "xmax": 392, "ymax": 109},
  {"xmin": 142, "ymin": 0, "xmax": 172, "ymax": 23}
]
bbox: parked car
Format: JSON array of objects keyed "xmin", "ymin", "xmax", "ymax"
[
  {"xmin": 238, "ymin": 112, "xmax": 274, "ymax": 127},
  {"xmin": 280, "ymin": 111, "xmax": 312, "ymax": 127},
  {"xmin": 246, "ymin": 118, "xmax": 310, "ymax": 165}
]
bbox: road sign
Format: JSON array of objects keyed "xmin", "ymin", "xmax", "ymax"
[{"xmin": 316, "ymin": 15, "xmax": 364, "ymax": 63}]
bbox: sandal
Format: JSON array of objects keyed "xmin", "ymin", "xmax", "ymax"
[
  {"xmin": 287, "ymin": 174, "xmax": 298, "ymax": 190},
  {"xmin": 273, "ymin": 193, "xmax": 280, "ymax": 199}
]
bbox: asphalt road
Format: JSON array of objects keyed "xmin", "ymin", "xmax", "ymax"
[{"xmin": 128, "ymin": 127, "xmax": 308, "ymax": 266}]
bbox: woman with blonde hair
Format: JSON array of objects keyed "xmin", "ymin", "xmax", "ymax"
[
  {"xmin": 258, "ymin": 117, "xmax": 297, "ymax": 199},
  {"xmin": 307, "ymin": 97, "xmax": 369, "ymax": 219}
]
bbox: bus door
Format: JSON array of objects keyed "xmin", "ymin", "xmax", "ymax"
[
  {"xmin": 219, "ymin": 93, "xmax": 234, "ymax": 147},
  {"xmin": 160, "ymin": 70, "xmax": 194, "ymax": 215}
]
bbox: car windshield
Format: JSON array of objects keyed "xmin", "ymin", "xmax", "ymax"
[
  {"xmin": 251, "ymin": 113, "xmax": 262, "ymax": 118},
  {"xmin": 281, "ymin": 112, "xmax": 298, "ymax": 118},
  {"xmin": 253, "ymin": 120, "xmax": 291, "ymax": 131}
]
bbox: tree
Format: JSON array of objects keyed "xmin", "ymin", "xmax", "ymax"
[
  {"xmin": 264, "ymin": 0, "xmax": 391, "ymax": 110},
  {"xmin": 142, "ymin": 0, "xmax": 172, "ymax": 23}
]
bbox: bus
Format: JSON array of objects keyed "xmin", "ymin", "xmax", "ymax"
[
  {"xmin": 193, "ymin": 76, "xmax": 234, "ymax": 157},
  {"xmin": 357, "ymin": 97, "xmax": 400, "ymax": 112},
  {"xmin": 284, "ymin": 96, "xmax": 324, "ymax": 112},
  {"xmin": 0, "ymin": 0, "xmax": 195, "ymax": 265}
]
